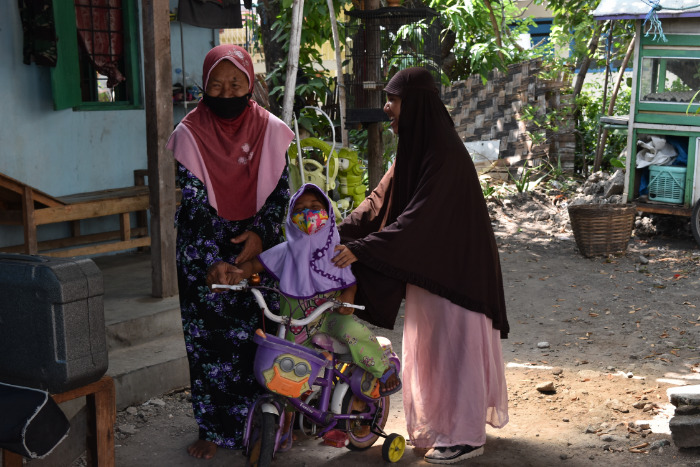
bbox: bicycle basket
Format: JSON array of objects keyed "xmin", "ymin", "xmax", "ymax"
[{"xmin": 252, "ymin": 331, "xmax": 332, "ymax": 398}]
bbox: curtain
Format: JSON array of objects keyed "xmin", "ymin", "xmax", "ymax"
[{"xmin": 75, "ymin": 0, "xmax": 126, "ymax": 88}]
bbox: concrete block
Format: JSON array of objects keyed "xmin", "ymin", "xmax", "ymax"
[
  {"xmin": 669, "ymin": 414, "xmax": 700, "ymax": 448},
  {"xmin": 668, "ymin": 385, "xmax": 700, "ymax": 407}
]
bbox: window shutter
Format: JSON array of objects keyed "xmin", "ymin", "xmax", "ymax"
[{"xmin": 51, "ymin": 0, "xmax": 81, "ymax": 110}]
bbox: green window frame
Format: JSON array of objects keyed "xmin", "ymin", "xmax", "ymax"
[
  {"xmin": 635, "ymin": 34, "xmax": 700, "ymax": 124},
  {"xmin": 51, "ymin": 0, "xmax": 142, "ymax": 111}
]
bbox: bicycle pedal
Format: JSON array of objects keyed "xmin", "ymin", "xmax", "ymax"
[{"xmin": 322, "ymin": 429, "xmax": 349, "ymax": 448}]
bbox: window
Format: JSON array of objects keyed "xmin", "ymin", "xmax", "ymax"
[
  {"xmin": 640, "ymin": 56, "xmax": 700, "ymax": 104},
  {"xmin": 51, "ymin": 0, "xmax": 141, "ymax": 110},
  {"xmin": 634, "ymin": 34, "xmax": 700, "ymax": 125}
]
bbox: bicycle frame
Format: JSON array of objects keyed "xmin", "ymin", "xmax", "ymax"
[{"xmin": 214, "ymin": 281, "xmax": 391, "ymax": 457}]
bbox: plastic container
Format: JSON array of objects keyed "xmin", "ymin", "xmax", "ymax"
[
  {"xmin": 648, "ymin": 165, "xmax": 686, "ymax": 204},
  {"xmin": 0, "ymin": 254, "xmax": 107, "ymax": 393},
  {"xmin": 252, "ymin": 331, "xmax": 331, "ymax": 398}
]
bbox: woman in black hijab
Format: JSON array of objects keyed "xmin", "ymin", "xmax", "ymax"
[{"xmin": 333, "ymin": 67, "xmax": 509, "ymax": 464}]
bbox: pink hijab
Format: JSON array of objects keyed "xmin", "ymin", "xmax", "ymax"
[{"xmin": 167, "ymin": 45, "xmax": 294, "ymax": 221}]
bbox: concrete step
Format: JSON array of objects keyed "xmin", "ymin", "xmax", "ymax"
[
  {"xmin": 89, "ymin": 252, "xmax": 191, "ymax": 410},
  {"xmin": 107, "ymin": 332, "xmax": 190, "ymax": 410},
  {"xmin": 106, "ymin": 305, "xmax": 182, "ymax": 351}
]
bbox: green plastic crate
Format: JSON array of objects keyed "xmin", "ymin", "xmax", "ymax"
[{"xmin": 648, "ymin": 165, "xmax": 686, "ymax": 204}]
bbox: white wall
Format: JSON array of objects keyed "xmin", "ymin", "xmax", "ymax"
[{"xmin": 0, "ymin": 1, "xmax": 214, "ymax": 249}]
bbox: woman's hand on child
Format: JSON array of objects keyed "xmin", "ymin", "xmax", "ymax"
[
  {"xmin": 337, "ymin": 305, "xmax": 355, "ymax": 315},
  {"xmin": 231, "ymin": 231, "xmax": 262, "ymax": 264},
  {"xmin": 332, "ymin": 244, "xmax": 358, "ymax": 268}
]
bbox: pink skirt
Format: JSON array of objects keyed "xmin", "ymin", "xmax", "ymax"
[{"xmin": 402, "ymin": 284, "xmax": 509, "ymax": 448}]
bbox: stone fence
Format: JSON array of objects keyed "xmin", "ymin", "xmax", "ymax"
[{"xmin": 441, "ymin": 58, "xmax": 577, "ymax": 175}]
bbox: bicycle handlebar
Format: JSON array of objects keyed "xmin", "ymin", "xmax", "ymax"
[{"xmin": 212, "ymin": 281, "xmax": 365, "ymax": 327}]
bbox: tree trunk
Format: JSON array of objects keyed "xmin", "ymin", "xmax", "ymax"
[
  {"xmin": 257, "ymin": 0, "xmax": 285, "ymax": 114},
  {"xmin": 572, "ymin": 22, "xmax": 604, "ymax": 99},
  {"xmin": 483, "ymin": 0, "xmax": 505, "ymax": 63},
  {"xmin": 483, "ymin": 0, "xmax": 502, "ymax": 48},
  {"xmin": 281, "ymin": 0, "xmax": 304, "ymax": 126},
  {"xmin": 573, "ymin": 21, "xmax": 605, "ymax": 177},
  {"xmin": 367, "ymin": 123, "xmax": 384, "ymax": 191}
]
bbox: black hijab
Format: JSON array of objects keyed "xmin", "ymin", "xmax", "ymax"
[{"xmin": 338, "ymin": 67, "xmax": 509, "ymax": 338}]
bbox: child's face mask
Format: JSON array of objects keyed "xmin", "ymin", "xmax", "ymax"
[{"xmin": 291, "ymin": 208, "xmax": 329, "ymax": 235}]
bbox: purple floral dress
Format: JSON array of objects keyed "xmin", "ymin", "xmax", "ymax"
[{"xmin": 175, "ymin": 162, "xmax": 289, "ymax": 449}]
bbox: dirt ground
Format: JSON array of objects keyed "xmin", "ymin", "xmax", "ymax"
[{"xmin": 112, "ymin": 182, "xmax": 700, "ymax": 466}]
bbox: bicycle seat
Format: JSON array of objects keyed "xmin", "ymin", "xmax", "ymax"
[{"xmin": 311, "ymin": 333, "xmax": 350, "ymax": 355}]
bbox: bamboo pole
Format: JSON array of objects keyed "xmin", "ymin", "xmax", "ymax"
[{"xmin": 593, "ymin": 36, "xmax": 635, "ymax": 172}]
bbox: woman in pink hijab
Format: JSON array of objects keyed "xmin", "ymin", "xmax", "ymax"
[{"xmin": 167, "ymin": 44, "xmax": 294, "ymax": 459}]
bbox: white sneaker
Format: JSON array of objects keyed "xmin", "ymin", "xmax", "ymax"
[{"xmin": 424, "ymin": 444, "xmax": 484, "ymax": 464}]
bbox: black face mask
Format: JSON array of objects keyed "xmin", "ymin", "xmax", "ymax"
[{"xmin": 203, "ymin": 93, "xmax": 251, "ymax": 119}]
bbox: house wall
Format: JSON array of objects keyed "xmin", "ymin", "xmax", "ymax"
[
  {"xmin": 442, "ymin": 58, "xmax": 576, "ymax": 173},
  {"xmin": 0, "ymin": 1, "xmax": 214, "ymax": 249},
  {"xmin": 169, "ymin": 0, "xmax": 220, "ymax": 124}
]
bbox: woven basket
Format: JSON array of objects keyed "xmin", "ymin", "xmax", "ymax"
[{"xmin": 567, "ymin": 204, "xmax": 637, "ymax": 258}]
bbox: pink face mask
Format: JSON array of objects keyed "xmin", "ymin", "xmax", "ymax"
[{"xmin": 291, "ymin": 208, "xmax": 329, "ymax": 235}]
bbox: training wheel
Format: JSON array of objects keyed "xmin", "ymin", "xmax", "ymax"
[{"xmin": 382, "ymin": 433, "xmax": 406, "ymax": 463}]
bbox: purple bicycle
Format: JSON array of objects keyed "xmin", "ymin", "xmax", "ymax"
[{"xmin": 213, "ymin": 279, "xmax": 406, "ymax": 466}]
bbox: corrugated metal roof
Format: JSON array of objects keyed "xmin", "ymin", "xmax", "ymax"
[{"xmin": 592, "ymin": 0, "xmax": 700, "ymax": 20}]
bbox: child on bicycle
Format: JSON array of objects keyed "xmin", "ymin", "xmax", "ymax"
[{"xmin": 210, "ymin": 183, "xmax": 401, "ymax": 398}]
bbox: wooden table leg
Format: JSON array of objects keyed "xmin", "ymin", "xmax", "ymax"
[
  {"xmin": 2, "ymin": 449, "xmax": 24, "ymax": 467},
  {"xmin": 52, "ymin": 376, "xmax": 116, "ymax": 467},
  {"xmin": 89, "ymin": 377, "xmax": 116, "ymax": 467}
]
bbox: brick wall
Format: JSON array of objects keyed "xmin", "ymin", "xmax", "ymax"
[{"xmin": 442, "ymin": 58, "xmax": 576, "ymax": 173}]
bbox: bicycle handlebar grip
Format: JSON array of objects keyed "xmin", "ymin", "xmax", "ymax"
[{"xmin": 212, "ymin": 281, "xmax": 248, "ymax": 291}]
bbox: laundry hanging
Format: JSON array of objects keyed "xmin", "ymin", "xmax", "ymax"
[
  {"xmin": 17, "ymin": 0, "xmax": 58, "ymax": 67},
  {"xmin": 178, "ymin": 0, "xmax": 253, "ymax": 29}
]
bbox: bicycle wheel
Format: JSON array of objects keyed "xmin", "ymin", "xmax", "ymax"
[
  {"xmin": 247, "ymin": 411, "xmax": 278, "ymax": 467},
  {"xmin": 341, "ymin": 391, "xmax": 390, "ymax": 450},
  {"xmin": 692, "ymin": 200, "xmax": 700, "ymax": 247},
  {"xmin": 382, "ymin": 433, "xmax": 406, "ymax": 463}
]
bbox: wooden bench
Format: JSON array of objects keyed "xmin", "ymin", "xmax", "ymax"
[{"xmin": 0, "ymin": 171, "xmax": 151, "ymax": 258}]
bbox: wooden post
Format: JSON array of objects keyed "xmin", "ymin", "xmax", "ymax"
[
  {"xmin": 365, "ymin": 0, "xmax": 384, "ymax": 191},
  {"xmin": 141, "ymin": 0, "xmax": 177, "ymax": 298},
  {"xmin": 326, "ymin": 0, "xmax": 348, "ymax": 148},
  {"xmin": 21, "ymin": 186, "xmax": 38, "ymax": 255}
]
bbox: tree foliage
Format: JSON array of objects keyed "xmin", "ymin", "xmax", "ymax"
[
  {"xmin": 424, "ymin": 0, "xmax": 536, "ymax": 80},
  {"xmin": 532, "ymin": 0, "xmax": 635, "ymax": 86},
  {"xmin": 257, "ymin": 0, "xmax": 353, "ymax": 111}
]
